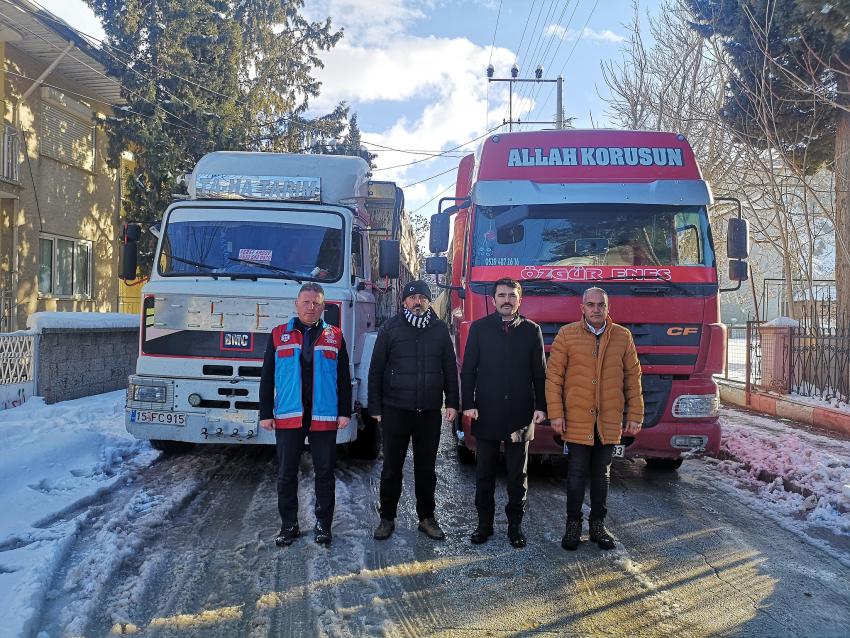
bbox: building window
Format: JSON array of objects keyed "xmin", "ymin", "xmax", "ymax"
[
  {"xmin": 2, "ymin": 124, "xmax": 20, "ymax": 182},
  {"xmin": 39, "ymin": 87, "xmax": 96, "ymax": 172},
  {"xmin": 38, "ymin": 234, "xmax": 92, "ymax": 298}
]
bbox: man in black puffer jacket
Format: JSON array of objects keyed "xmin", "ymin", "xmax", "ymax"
[{"xmin": 369, "ymin": 280, "xmax": 459, "ymax": 541}]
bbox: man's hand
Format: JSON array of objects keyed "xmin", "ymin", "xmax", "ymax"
[
  {"xmin": 337, "ymin": 416, "xmax": 350, "ymax": 430},
  {"xmin": 445, "ymin": 408, "xmax": 457, "ymax": 423},
  {"xmin": 374, "ymin": 415, "xmax": 381, "ymax": 423},
  {"xmin": 260, "ymin": 418, "xmax": 275, "ymax": 431},
  {"xmin": 533, "ymin": 410, "xmax": 546, "ymax": 424},
  {"xmin": 549, "ymin": 417, "xmax": 565, "ymax": 434},
  {"xmin": 463, "ymin": 409, "xmax": 478, "ymax": 420},
  {"xmin": 623, "ymin": 420, "xmax": 642, "ymax": 435}
]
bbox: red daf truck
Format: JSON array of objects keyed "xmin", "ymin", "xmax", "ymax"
[{"xmin": 427, "ymin": 129, "xmax": 749, "ymax": 469}]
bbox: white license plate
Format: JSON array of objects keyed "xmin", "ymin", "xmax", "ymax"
[
  {"xmin": 612, "ymin": 444, "xmax": 626, "ymax": 458},
  {"xmin": 130, "ymin": 410, "xmax": 186, "ymax": 426}
]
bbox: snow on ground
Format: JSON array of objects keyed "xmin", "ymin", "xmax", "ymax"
[
  {"xmin": 711, "ymin": 406, "xmax": 850, "ymax": 538},
  {"xmin": 0, "ymin": 391, "xmax": 156, "ymax": 638},
  {"xmin": 25, "ymin": 312, "xmax": 138, "ymax": 332},
  {"xmin": 788, "ymin": 390, "xmax": 850, "ymax": 412}
]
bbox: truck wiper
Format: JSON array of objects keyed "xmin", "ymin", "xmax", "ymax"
[
  {"xmin": 520, "ymin": 282, "xmax": 581, "ymax": 296},
  {"xmin": 589, "ymin": 275, "xmax": 694, "ymax": 296},
  {"xmin": 226, "ymin": 256, "xmax": 303, "ymax": 284},
  {"xmin": 169, "ymin": 254, "xmax": 219, "ymax": 279}
]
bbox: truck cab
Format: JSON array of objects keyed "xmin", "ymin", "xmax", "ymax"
[
  {"xmin": 428, "ymin": 130, "xmax": 749, "ymax": 468},
  {"xmin": 122, "ymin": 152, "xmax": 408, "ymax": 457}
]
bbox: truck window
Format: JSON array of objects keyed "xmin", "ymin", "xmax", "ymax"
[
  {"xmin": 351, "ymin": 231, "xmax": 365, "ymax": 279},
  {"xmin": 471, "ymin": 203, "xmax": 714, "ymax": 268},
  {"xmin": 158, "ymin": 209, "xmax": 345, "ymax": 282}
]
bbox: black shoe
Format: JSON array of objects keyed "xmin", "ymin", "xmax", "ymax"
[
  {"xmin": 561, "ymin": 520, "xmax": 581, "ymax": 551},
  {"xmin": 470, "ymin": 524, "xmax": 494, "ymax": 544},
  {"xmin": 314, "ymin": 522, "xmax": 332, "ymax": 545},
  {"xmin": 373, "ymin": 518, "xmax": 395, "ymax": 540},
  {"xmin": 274, "ymin": 524, "xmax": 300, "ymax": 547},
  {"xmin": 417, "ymin": 517, "xmax": 445, "ymax": 540},
  {"xmin": 507, "ymin": 522, "xmax": 527, "ymax": 548},
  {"xmin": 589, "ymin": 519, "xmax": 615, "ymax": 550}
]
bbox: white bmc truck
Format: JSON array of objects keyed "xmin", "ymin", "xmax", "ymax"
[{"xmin": 121, "ymin": 152, "xmax": 409, "ymax": 458}]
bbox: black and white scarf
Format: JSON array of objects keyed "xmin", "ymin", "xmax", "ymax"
[{"xmin": 403, "ymin": 307, "xmax": 433, "ymax": 329}]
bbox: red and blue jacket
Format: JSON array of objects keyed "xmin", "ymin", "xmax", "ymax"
[{"xmin": 260, "ymin": 318, "xmax": 351, "ymax": 431}]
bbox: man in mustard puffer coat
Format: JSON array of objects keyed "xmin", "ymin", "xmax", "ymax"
[{"xmin": 546, "ymin": 287, "xmax": 643, "ymax": 551}]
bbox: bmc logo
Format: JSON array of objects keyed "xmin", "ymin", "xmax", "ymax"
[
  {"xmin": 221, "ymin": 332, "xmax": 253, "ymax": 351},
  {"xmin": 667, "ymin": 327, "xmax": 698, "ymax": 336}
]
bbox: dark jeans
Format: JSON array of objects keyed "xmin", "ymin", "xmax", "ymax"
[
  {"xmin": 475, "ymin": 438, "xmax": 529, "ymax": 526},
  {"xmin": 566, "ymin": 431, "xmax": 614, "ymax": 522},
  {"xmin": 275, "ymin": 425, "xmax": 337, "ymax": 529},
  {"xmin": 379, "ymin": 406, "xmax": 442, "ymax": 521}
]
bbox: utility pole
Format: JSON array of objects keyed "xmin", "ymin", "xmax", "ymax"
[{"xmin": 487, "ymin": 64, "xmax": 565, "ymax": 131}]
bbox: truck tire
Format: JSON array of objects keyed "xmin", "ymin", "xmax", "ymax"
[
  {"xmin": 349, "ymin": 413, "xmax": 381, "ymax": 460},
  {"xmin": 645, "ymin": 457, "xmax": 683, "ymax": 471},
  {"xmin": 150, "ymin": 439, "xmax": 194, "ymax": 454}
]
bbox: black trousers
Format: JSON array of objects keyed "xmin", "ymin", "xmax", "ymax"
[
  {"xmin": 474, "ymin": 438, "xmax": 529, "ymax": 526},
  {"xmin": 566, "ymin": 431, "xmax": 614, "ymax": 523},
  {"xmin": 275, "ymin": 424, "xmax": 337, "ymax": 529},
  {"xmin": 379, "ymin": 406, "xmax": 442, "ymax": 521}
]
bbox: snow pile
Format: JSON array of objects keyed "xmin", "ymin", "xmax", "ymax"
[
  {"xmin": 763, "ymin": 316, "xmax": 799, "ymax": 327},
  {"xmin": 0, "ymin": 391, "xmax": 156, "ymax": 638},
  {"xmin": 26, "ymin": 312, "xmax": 138, "ymax": 332},
  {"xmin": 713, "ymin": 410, "xmax": 850, "ymax": 536}
]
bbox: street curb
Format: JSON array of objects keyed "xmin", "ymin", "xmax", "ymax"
[{"xmin": 717, "ymin": 378, "xmax": 850, "ymax": 438}]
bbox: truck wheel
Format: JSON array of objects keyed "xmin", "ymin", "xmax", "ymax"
[
  {"xmin": 349, "ymin": 413, "xmax": 381, "ymax": 460},
  {"xmin": 645, "ymin": 457, "xmax": 683, "ymax": 471},
  {"xmin": 150, "ymin": 439, "xmax": 194, "ymax": 454}
]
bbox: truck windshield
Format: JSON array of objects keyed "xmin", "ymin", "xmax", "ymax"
[
  {"xmin": 471, "ymin": 203, "xmax": 714, "ymax": 268},
  {"xmin": 158, "ymin": 214, "xmax": 344, "ymax": 282}
]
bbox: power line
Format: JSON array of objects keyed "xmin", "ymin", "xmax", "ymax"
[
  {"xmin": 521, "ymin": 0, "xmax": 578, "ymax": 128},
  {"xmin": 8, "ymin": 0, "xmax": 338, "ymax": 140},
  {"xmin": 373, "ymin": 125, "xmax": 501, "ymax": 172},
  {"xmin": 536, "ymin": 0, "xmax": 599, "ymax": 126},
  {"xmin": 486, "ymin": 0, "xmax": 504, "ymax": 128},
  {"xmin": 409, "ymin": 182, "xmax": 455, "ymax": 215},
  {"xmin": 402, "ymin": 165, "xmax": 457, "ymax": 189},
  {"xmin": 0, "ymin": 5, "xmax": 210, "ymax": 136}
]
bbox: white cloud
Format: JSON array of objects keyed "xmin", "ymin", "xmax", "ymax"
[
  {"xmin": 316, "ymin": 0, "xmax": 426, "ymax": 46},
  {"xmin": 313, "ymin": 37, "xmax": 522, "ymax": 185},
  {"xmin": 544, "ymin": 24, "xmax": 626, "ymax": 44}
]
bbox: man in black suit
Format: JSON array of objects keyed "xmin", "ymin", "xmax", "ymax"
[{"xmin": 461, "ymin": 278, "xmax": 547, "ymax": 548}]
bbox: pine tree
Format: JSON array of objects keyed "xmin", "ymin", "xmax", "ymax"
[
  {"xmin": 311, "ymin": 114, "xmax": 377, "ymax": 167},
  {"xmin": 86, "ymin": 0, "xmax": 347, "ymax": 221},
  {"xmin": 687, "ymin": 0, "xmax": 850, "ymax": 312}
]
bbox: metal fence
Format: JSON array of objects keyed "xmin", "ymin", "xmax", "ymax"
[
  {"xmin": 720, "ymin": 310, "xmax": 850, "ymax": 405},
  {"xmin": 722, "ymin": 325, "xmax": 749, "ymax": 382},
  {"xmin": 0, "ymin": 333, "xmax": 36, "ymax": 385},
  {"xmin": 788, "ymin": 308, "xmax": 850, "ymax": 405}
]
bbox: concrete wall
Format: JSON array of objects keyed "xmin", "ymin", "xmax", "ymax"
[
  {"xmin": 37, "ymin": 327, "xmax": 137, "ymax": 404},
  {"xmin": 2, "ymin": 44, "xmax": 122, "ymax": 330}
]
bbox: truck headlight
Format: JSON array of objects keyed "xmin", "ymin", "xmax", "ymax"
[
  {"xmin": 133, "ymin": 383, "xmax": 167, "ymax": 403},
  {"xmin": 672, "ymin": 394, "xmax": 719, "ymax": 418}
]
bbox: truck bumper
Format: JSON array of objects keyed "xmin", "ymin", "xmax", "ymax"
[
  {"xmin": 460, "ymin": 419, "xmax": 721, "ymax": 459},
  {"xmin": 125, "ymin": 375, "xmax": 360, "ymax": 446}
]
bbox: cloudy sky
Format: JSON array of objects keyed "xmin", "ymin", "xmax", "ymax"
[{"xmin": 38, "ymin": 0, "xmax": 662, "ymax": 219}]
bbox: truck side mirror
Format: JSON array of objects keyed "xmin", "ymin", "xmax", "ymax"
[
  {"xmin": 378, "ymin": 240, "xmax": 400, "ymax": 278},
  {"xmin": 727, "ymin": 217, "xmax": 749, "ymax": 259},
  {"xmin": 426, "ymin": 256, "xmax": 448, "ymax": 275},
  {"xmin": 120, "ymin": 223, "xmax": 141, "ymax": 280},
  {"xmin": 728, "ymin": 259, "xmax": 748, "ymax": 282},
  {"xmin": 429, "ymin": 214, "xmax": 450, "ymax": 254}
]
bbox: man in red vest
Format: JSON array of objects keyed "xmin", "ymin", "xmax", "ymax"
[{"xmin": 260, "ymin": 283, "xmax": 351, "ymax": 547}]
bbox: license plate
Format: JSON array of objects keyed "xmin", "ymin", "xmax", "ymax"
[
  {"xmin": 130, "ymin": 410, "xmax": 186, "ymax": 426},
  {"xmin": 612, "ymin": 444, "xmax": 626, "ymax": 458}
]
